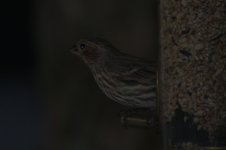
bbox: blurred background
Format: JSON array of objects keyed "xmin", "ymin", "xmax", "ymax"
[{"xmin": 1, "ymin": 0, "xmax": 159, "ymax": 149}]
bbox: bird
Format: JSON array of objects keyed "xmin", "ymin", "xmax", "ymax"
[{"xmin": 71, "ymin": 38, "xmax": 158, "ymax": 109}]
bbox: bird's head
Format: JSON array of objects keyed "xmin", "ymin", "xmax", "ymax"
[{"xmin": 71, "ymin": 38, "xmax": 115, "ymax": 65}]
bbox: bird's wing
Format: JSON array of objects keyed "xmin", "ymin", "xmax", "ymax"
[
  {"xmin": 120, "ymin": 64, "xmax": 157, "ymax": 84},
  {"xmin": 107, "ymin": 55, "xmax": 157, "ymax": 84}
]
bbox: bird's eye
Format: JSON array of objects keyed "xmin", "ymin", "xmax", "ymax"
[{"xmin": 80, "ymin": 43, "xmax": 86, "ymax": 49}]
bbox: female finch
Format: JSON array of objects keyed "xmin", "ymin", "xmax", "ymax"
[{"xmin": 71, "ymin": 38, "xmax": 157, "ymax": 109}]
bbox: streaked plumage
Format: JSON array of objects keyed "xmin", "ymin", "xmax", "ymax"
[{"xmin": 71, "ymin": 38, "xmax": 157, "ymax": 108}]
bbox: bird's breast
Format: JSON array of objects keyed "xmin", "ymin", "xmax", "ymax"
[{"xmin": 92, "ymin": 70, "xmax": 156, "ymax": 108}]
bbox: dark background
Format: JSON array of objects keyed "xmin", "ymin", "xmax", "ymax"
[
  {"xmin": 1, "ymin": 1, "xmax": 44, "ymax": 150},
  {"xmin": 0, "ymin": 0, "xmax": 160, "ymax": 149}
]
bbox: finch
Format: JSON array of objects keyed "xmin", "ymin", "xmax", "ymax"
[{"xmin": 71, "ymin": 38, "xmax": 157, "ymax": 109}]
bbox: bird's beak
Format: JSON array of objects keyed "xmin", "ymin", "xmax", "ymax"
[{"xmin": 70, "ymin": 45, "xmax": 78, "ymax": 54}]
